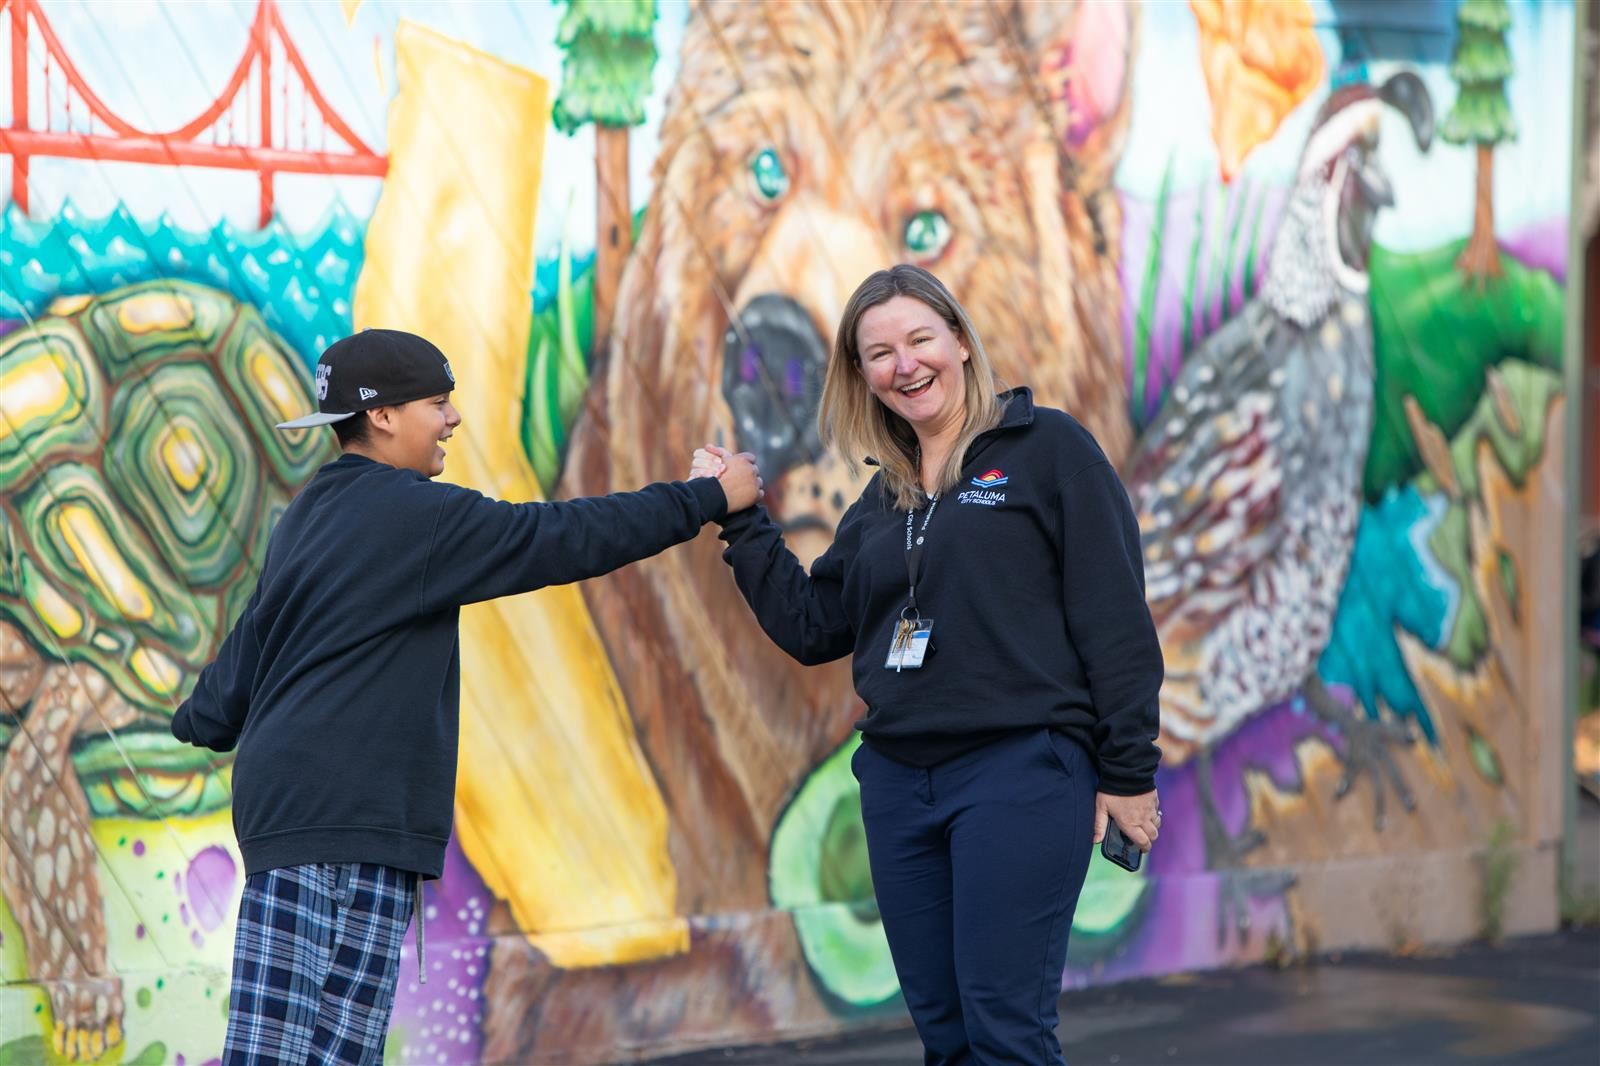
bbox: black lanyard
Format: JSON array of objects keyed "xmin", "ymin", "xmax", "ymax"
[{"xmin": 904, "ymin": 493, "xmax": 940, "ymax": 613}]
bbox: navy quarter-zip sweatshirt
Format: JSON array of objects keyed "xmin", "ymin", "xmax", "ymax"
[
  {"xmin": 718, "ymin": 389, "xmax": 1164, "ymax": 795},
  {"xmin": 172, "ymin": 453, "xmax": 729, "ymax": 878}
]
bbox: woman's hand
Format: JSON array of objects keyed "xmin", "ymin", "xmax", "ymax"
[
  {"xmin": 1095, "ymin": 790, "xmax": 1161, "ymax": 851},
  {"xmin": 690, "ymin": 446, "xmax": 726, "ymax": 480}
]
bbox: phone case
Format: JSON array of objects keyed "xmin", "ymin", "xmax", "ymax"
[{"xmin": 1101, "ymin": 821, "xmax": 1142, "ymax": 872}]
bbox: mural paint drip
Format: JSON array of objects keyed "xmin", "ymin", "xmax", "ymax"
[{"xmin": 0, "ymin": 0, "xmax": 1576, "ymax": 1061}]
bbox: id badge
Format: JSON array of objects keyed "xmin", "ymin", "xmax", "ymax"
[{"xmin": 884, "ymin": 618, "xmax": 934, "ymax": 671}]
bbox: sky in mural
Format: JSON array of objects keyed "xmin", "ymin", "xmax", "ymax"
[{"xmin": 15, "ymin": 0, "xmax": 1571, "ymax": 260}]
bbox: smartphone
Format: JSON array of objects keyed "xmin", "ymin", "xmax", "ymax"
[{"xmin": 1101, "ymin": 819, "xmax": 1142, "ymax": 872}]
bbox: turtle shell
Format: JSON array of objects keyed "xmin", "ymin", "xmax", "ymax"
[{"xmin": 0, "ymin": 280, "xmax": 334, "ymax": 719}]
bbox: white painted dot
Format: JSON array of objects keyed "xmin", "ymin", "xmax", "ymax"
[{"xmin": 34, "ymin": 851, "xmax": 53, "ymax": 891}]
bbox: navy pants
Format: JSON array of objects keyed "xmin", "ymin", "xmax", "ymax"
[{"xmin": 853, "ymin": 728, "xmax": 1097, "ymax": 1066}]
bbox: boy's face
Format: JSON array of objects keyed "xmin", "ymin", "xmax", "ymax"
[{"xmin": 371, "ymin": 393, "xmax": 460, "ymax": 477}]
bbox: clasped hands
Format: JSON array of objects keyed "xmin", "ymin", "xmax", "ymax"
[{"xmin": 691, "ymin": 444, "xmax": 763, "ymax": 512}]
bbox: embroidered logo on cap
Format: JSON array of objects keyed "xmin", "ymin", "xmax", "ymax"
[
  {"xmin": 358, "ymin": 387, "xmax": 378, "ymax": 401},
  {"xmin": 315, "ymin": 364, "xmax": 331, "ymax": 401},
  {"xmin": 443, "ymin": 361, "xmax": 455, "ymax": 384}
]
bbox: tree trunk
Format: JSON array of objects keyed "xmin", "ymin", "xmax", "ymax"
[
  {"xmin": 1457, "ymin": 141, "xmax": 1502, "ymax": 286},
  {"xmin": 593, "ymin": 125, "xmax": 632, "ymax": 359}
]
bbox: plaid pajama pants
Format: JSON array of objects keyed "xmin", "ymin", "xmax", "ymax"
[{"xmin": 223, "ymin": 862, "xmax": 416, "ymax": 1066}]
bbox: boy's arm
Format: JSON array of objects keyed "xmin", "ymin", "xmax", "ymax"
[
  {"xmin": 171, "ymin": 586, "xmax": 262, "ymax": 753},
  {"xmin": 418, "ymin": 477, "xmax": 729, "ymax": 611}
]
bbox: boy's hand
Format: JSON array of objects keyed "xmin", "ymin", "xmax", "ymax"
[{"xmin": 697, "ymin": 444, "xmax": 762, "ymax": 512}]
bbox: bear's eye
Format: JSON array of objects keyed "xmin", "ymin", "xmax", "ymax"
[
  {"xmin": 751, "ymin": 149, "xmax": 789, "ymax": 201},
  {"xmin": 904, "ymin": 210, "xmax": 951, "ymax": 258}
]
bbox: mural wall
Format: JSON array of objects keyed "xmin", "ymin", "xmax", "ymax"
[{"xmin": 0, "ymin": 0, "xmax": 1576, "ymax": 1062}]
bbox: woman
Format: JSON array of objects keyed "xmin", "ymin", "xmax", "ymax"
[{"xmin": 695, "ymin": 264, "xmax": 1163, "ymax": 1064}]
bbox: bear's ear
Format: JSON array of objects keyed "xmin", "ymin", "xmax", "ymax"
[{"xmin": 1009, "ymin": 0, "xmax": 1137, "ymax": 195}]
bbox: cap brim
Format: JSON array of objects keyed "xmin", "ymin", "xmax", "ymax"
[{"xmin": 274, "ymin": 411, "xmax": 357, "ymax": 430}]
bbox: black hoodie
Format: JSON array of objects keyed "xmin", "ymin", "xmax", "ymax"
[
  {"xmin": 172, "ymin": 453, "xmax": 728, "ymax": 877},
  {"xmin": 718, "ymin": 389, "xmax": 1164, "ymax": 794}
]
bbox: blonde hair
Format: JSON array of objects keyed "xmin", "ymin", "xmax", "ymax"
[{"xmin": 818, "ymin": 265, "xmax": 1005, "ymax": 510}]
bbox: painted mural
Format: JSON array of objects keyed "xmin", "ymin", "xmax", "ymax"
[{"xmin": 0, "ymin": 0, "xmax": 1576, "ymax": 1062}]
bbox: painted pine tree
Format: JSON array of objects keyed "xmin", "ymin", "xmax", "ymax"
[
  {"xmin": 552, "ymin": 0, "xmax": 658, "ymax": 356},
  {"xmin": 1441, "ymin": 0, "xmax": 1516, "ymax": 284}
]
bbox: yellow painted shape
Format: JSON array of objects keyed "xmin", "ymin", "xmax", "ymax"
[
  {"xmin": 47, "ymin": 294, "xmax": 92, "ymax": 316},
  {"xmin": 22, "ymin": 559, "xmax": 84, "ymax": 640},
  {"xmin": 0, "ymin": 350, "xmax": 79, "ymax": 439},
  {"xmin": 354, "ymin": 21, "xmax": 684, "ymax": 967},
  {"xmin": 249, "ymin": 344, "xmax": 303, "ymax": 427},
  {"xmin": 130, "ymin": 646, "xmax": 182, "ymax": 697},
  {"xmin": 55, "ymin": 502, "xmax": 156, "ymax": 622},
  {"xmin": 341, "ymin": 0, "xmax": 362, "ymax": 24},
  {"xmin": 115, "ymin": 293, "xmax": 194, "ymax": 335},
  {"xmin": 159, "ymin": 423, "xmax": 208, "ymax": 493}
]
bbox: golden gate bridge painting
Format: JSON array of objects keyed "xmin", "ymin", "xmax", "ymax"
[{"xmin": 0, "ymin": 0, "xmax": 385, "ymax": 228}]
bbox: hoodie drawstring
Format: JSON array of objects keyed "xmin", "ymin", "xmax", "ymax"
[{"xmin": 415, "ymin": 872, "xmax": 427, "ymax": 984}]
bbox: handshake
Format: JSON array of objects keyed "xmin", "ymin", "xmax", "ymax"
[{"xmin": 690, "ymin": 444, "xmax": 764, "ymax": 513}]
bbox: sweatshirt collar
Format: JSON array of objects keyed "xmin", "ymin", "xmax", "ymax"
[{"xmin": 993, "ymin": 386, "xmax": 1035, "ymax": 432}]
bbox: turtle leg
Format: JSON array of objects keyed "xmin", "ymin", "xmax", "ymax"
[{"xmin": 0, "ymin": 659, "xmax": 127, "ymax": 1061}]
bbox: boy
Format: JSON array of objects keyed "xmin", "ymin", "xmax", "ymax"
[{"xmin": 171, "ymin": 328, "xmax": 758, "ymax": 1063}]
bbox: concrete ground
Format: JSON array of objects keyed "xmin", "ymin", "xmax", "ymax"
[{"xmin": 656, "ymin": 793, "xmax": 1600, "ymax": 1066}]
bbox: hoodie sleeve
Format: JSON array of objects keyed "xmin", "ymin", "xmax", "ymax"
[
  {"xmin": 417, "ymin": 476, "xmax": 729, "ymax": 611},
  {"xmin": 1058, "ymin": 459, "xmax": 1165, "ymax": 795},
  {"xmin": 171, "ymin": 584, "xmax": 262, "ymax": 753},
  {"xmin": 716, "ymin": 502, "xmax": 857, "ymax": 666}
]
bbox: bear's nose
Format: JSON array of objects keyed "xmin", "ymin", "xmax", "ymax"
[{"xmin": 722, "ymin": 293, "xmax": 827, "ymax": 479}]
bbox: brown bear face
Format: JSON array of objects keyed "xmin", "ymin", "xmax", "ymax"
[{"xmin": 561, "ymin": 0, "xmax": 1140, "ymax": 910}]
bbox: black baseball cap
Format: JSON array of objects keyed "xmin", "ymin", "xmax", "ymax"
[{"xmin": 275, "ymin": 329, "xmax": 456, "ymax": 429}]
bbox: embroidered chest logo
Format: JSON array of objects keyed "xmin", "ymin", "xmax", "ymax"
[{"xmin": 959, "ymin": 469, "xmax": 1008, "ymax": 506}]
